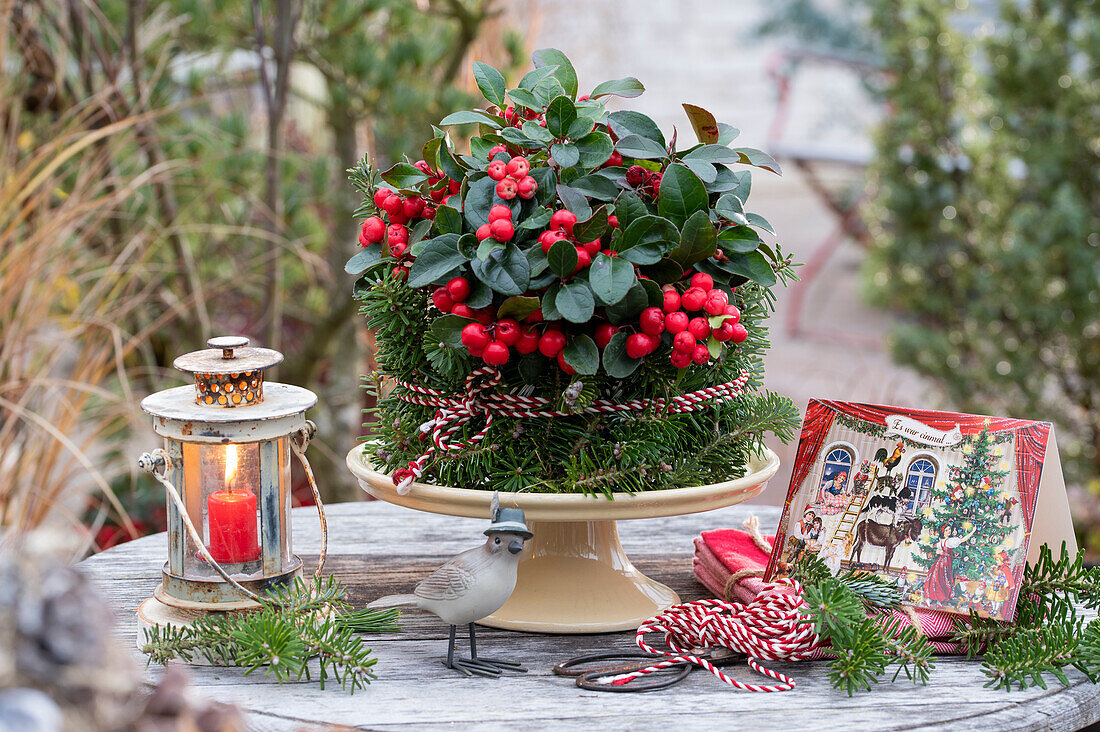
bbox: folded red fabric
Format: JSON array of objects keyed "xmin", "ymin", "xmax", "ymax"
[{"xmin": 693, "ymin": 524, "xmax": 966, "ymax": 654}]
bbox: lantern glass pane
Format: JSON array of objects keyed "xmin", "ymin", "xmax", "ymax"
[
  {"xmin": 280, "ymin": 437, "xmax": 293, "ymax": 563},
  {"xmin": 179, "ymin": 442, "xmax": 264, "ymax": 580}
]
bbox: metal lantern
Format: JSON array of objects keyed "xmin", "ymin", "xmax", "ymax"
[{"xmin": 137, "ymin": 336, "xmax": 326, "ymax": 610}]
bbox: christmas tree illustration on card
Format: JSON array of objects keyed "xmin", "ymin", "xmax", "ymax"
[{"xmin": 767, "ymin": 400, "xmax": 1076, "ymax": 621}]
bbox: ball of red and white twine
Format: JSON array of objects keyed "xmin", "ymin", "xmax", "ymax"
[
  {"xmin": 390, "ymin": 365, "xmax": 752, "ymax": 494},
  {"xmin": 607, "ymin": 579, "xmax": 823, "ymax": 692}
]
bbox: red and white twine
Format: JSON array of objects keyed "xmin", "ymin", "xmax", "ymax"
[
  {"xmin": 607, "ymin": 579, "xmax": 824, "ymax": 692},
  {"xmin": 389, "ymin": 365, "xmax": 751, "ymax": 494}
]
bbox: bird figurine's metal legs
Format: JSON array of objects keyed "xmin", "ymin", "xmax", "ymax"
[{"xmin": 443, "ymin": 624, "xmax": 527, "ymax": 677}]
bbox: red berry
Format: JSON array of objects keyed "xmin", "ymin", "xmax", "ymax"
[
  {"xmin": 494, "ymin": 318, "xmax": 521, "ymax": 346},
  {"xmin": 580, "ymin": 240, "xmax": 602, "ymax": 256},
  {"xmin": 607, "ymin": 214, "xmax": 619, "ymax": 228},
  {"xmin": 604, "ymin": 150, "xmax": 623, "ymax": 168},
  {"xmin": 461, "ymin": 323, "xmax": 490, "ymax": 351},
  {"xmin": 496, "ymin": 178, "xmax": 518, "ymax": 200},
  {"xmin": 723, "ymin": 304, "xmax": 741, "ymax": 325},
  {"xmin": 662, "ymin": 289, "xmax": 681, "ymax": 313},
  {"xmin": 681, "ymin": 287, "xmax": 707, "ymax": 312},
  {"xmin": 517, "ymin": 175, "xmax": 538, "ymax": 200},
  {"xmin": 665, "ymin": 311, "xmax": 689, "ymax": 334},
  {"xmin": 472, "ymin": 307, "xmax": 495, "ymax": 325},
  {"xmin": 692, "ymin": 344, "xmax": 710, "ymax": 365},
  {"xmin": 490, "ymin": 219, "xmax": 514, "ymax": 242},
  {"xmin": 690, "ymin": 273, "xmax": 714, "ymax": 291},
  {"xmin": 524, "ymin": 308, "xmax": 543, "ymax": 323},
  {"xmin": 446, "ymin": 277, "xmax": 471, "ymax": 303},
  {"xmin": 421, "ymin": 206, "xmax": 436, "ymax": 220},
  {"xmin": 515, "ymin": 328, "xmax": 540, "ymax": 354},
  {"xmin": 538, "ymin": 329, "xmax": 567, "ymax": 357},
  {"xmin": 639, "ymin": 307, "xmax": 665, "ymax": 336},
  {"xmin": 361, "ymin": 216, "xmax": 385, "ymax": 244},
  {"xmin": 550, "ymin": 209, "xmax": 577, "ymax": 235},
  {"xmin": 483, "ymin": 341, "xmax": 510, "ymax": 366},
  {"xmin": 625, "ymin": 333, "xmax": 651, "ymax": 359},
  {"xmin": 388, "ymin": 210, "xmax": 410, "ymax": 225},
  {"xmin": 595, "ymin": 323, "xmax": 619, "ymax": 349},
  {"xmin": 451, "ymin": 303, "xmax": 474, "ymax": 319},
  {"xmin": 650, "ymin": 173, "xmax": 662, "ymax": 194},
  {"xmin": 573, "ymin": 247, "xmax": 592, "ymax": 273},
  {"xmin": 489, "ymin": 204, "xmax": 512, "ymax": 223},
  {"xmin": 382, "ymin": 194, "xmax": 403, "ymax": 216},
  {"xmin": 488, "ymin": 144, "xmax": 507, "ymax": 160},
  {"xmin": 414, "ymin": 159, "xmax": 434, "ymax": 175},
  {"xmin": 704, "ymin": 289, "xmax": 729, "ymax": 315},
  {"xmin": 540, "ymin": 229, "xmax": 569, "ymax": 253},
  {"xmin": 713, "ymin": 322, "xmax": 735, "ymax": 342},
  {"xmin": 391, "ymin": 265, "xmax": 407, "ymax": 280},
  {"xmin": 506, "ymin": 156, "xmax": 530, "ymax": 179},
  {"xmin": 432, "ymin": 287, "xmax": 454, "ymax": 313},
  {"xmin": 373, "ymin": 188, "xmax": 392, "ymax": 208},
  {"xmin": 730, "ymin": 323, "xmax": 749, "ymax": 343},
  {"xmin": 670, "ymin": 350, "xmax": 693, "ymax": 369},
  {"xmin": 430, "ymin": 186, "xmax": 448, "ymax": 203},
  {"xmin": 448, "ymin": 178, "xmax": 461, "ymax": 194},
  {"xmin": 390, "ymin": 242, "xmax": 407, "ymax": 258},
  {"xmin": 688, "ymin": 317, "xmax": 711, "ymax": 340},
  {"xmin": 403, "ymin": 197, "xmax": 425, "ymax": 219},
  {"xmin": 476, "ymin": 223, "xmax": 492, "ymax": 241},
  {"xmin": 673, "ymin": 331, "xmax": 696, "ymax": 354},
  {"xmin": 387, "ymin": 224, "xmax": 408, "ymax": 244},
  {"xmin": 557, "ymin": 351, "xmax": 576, "ymax": 375}
]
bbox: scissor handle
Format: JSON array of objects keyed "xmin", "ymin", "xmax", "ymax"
[
  {"xmin": 553, "ymin": 651, "xmax": 663, "ymax": 678},
  {"xmin": 553, "ymin": 652, "xmax": 694, "ymax": 693}
]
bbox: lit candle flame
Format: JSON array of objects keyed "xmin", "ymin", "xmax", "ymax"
[{"xmin": 225, "ymin": 444, "xmax": 238, "ymax": 491}]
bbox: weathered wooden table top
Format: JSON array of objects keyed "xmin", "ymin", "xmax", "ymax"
[{"xmin": 79, "ymin": 501, "xmax": 1100, "ymax": 731}]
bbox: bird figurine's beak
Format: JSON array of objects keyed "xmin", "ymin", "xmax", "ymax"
[{"xmin": 508, "ymin": 538, "xmax": 524, "ymax": 555}]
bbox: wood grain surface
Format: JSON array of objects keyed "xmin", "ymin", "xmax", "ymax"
[{"xmin": 78, "ymin": 502, "xmax": 1100, "ymax": 731}]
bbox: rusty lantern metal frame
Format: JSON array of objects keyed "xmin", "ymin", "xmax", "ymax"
[{"xmin": 138, "ymin": 336, "xmax": 327, "ymax": 611}]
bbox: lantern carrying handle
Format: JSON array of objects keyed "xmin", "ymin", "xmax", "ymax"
[
  {"xmin": 290, "ymin": 420, "xmax": 328, "ymax": 577},
  {"xmin": 138, "ymin": 449, "xmax": 266, "ymax": 604}
]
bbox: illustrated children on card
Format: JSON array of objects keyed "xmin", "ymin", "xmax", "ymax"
[{"xmin": 766, "ymin": 400, "xmax": 1076, "ymax": 621}]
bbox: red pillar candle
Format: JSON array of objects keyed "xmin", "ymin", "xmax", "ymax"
[{"xmin": 206, "ymin": 489, "xmax": 260, "ymax": 563}]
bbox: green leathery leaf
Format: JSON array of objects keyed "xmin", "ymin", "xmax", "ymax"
[
  {"xmin": 472, "ymin": 62, "xmax": 507, "ymax": 107},
  {"xmin": 555, "ymin": 282, "xmax": 595, "ymax": 323},
  {"xmin": 550, "ymin": 142, "xmax": 580, "ymax": 169},
  {"xmin": 723, "ymin": 250, "xmax": 777, "ymax": 286},
  {"xmin": 406, "ymin": 234, "xmax": 465, "ymax": 288},
  {"xmin": 572, "ymin": 205, "xmax": 609, "ymax": 242},
  {"xmin": 656, "ymin": 164, "xmax": 708, "ymax": 227},
  {"xmin": 507, "ymin": 87, "xmax": 541, "ymax": 110},
  {"xmin": 381, "ymin": 162, "xmax": 429, "ymax": 189},
  {"xmin": 545, "ymin": 95, "xmax": 578, "ymax": 138},
  {"xmin": 471, "ymin": 244, "xmax": 531, "ymax": 295},
  {"xmin": 547, "ymin": 239, "xmax": 579, "ymax": 278},
  {"xmin": 531, "ymin": 48, "xmax": 579, "ymax": 98},
  {"xmin": 607, "ymin": 111, "xmax": 665, "ymax": 146},
  {"xmin": 618, "ymin": 215, "xmax": 678, "ymax": 265},
  {"xmin": 670, "ymin": 210, "xmax": 717, "ymax": 266},
  {"xmin": 614, "ymin": 191, "xmax": 648, "ymax": 230},
  {"xmin": 715, "ymin": 193, "xmax": 750, "ymax": 226},
  {"xmin": 717, "ymin": 225, "xmax": 762, "ymax": 253},
  {"xmin": 556, "ymin": 184, "xmax": 592, "ymax": 220},
  {"xmin": 615, "ymin": 134, "xmax": 667, "ymax": 160},
  {"xmin": 569, "ymin": 175, "xmax": 620, "ymax": 201},
  {"xmin": 345, "ymin": 246, "xmax": 381, "ymax": 275},
  {"xmin": 574, "ymin": 131, "xmax": 615, "ymax": 168},
  {"xmin": 433, "ymin": 205, "xmax": 463, "ymax": 235},
  {"xmin": 497, "ymin": 295, "xmax": 542, "ymax": 321},
  {"xmin": 438, "ymin": 110, "xmax": 502, "ymax": 129},
  {"xmin": 429, "ymin": 314, "xmax": 476, "ymax": 349},
  {"xmin": 589, "ymin": 253, "xmax": 636, "ymax": 305},
  {"xmin": 463, "ymin": 176, "xmax": 498, "ymax": 230},
  {"xmin": 605, "ymin": 281, "xmax": 649, "ymax": 324},
  {"xmin": 562, "ymin": 334, "xmax": 598, "ymax": 375},
  {"xmin": 733, "ymin": 147, "xmax": 782, "ymax": 175},
  {"xmin": 590, "ymin": 77, "xmax": 645, "ymax": 99},
  {"xmin": 521, "ymin": 121, "xmax": 555, "ymax": 146}
]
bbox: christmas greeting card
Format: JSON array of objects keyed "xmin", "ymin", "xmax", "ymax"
[{"xmin": 765, "ymin": 400, "xmax": 1076, "ymax": 621}]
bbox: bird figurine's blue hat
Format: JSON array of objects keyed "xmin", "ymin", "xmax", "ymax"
[{"xmin": 485, "ymin": 492, "xmax": 533, "ymax": 539}]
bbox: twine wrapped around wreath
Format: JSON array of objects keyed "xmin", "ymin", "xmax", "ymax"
[{"xmin": 388, "ymin": 365, "xmax": 752, "ymax": 494}]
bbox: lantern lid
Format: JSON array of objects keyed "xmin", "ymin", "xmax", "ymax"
[{"xmin": 173, "ymin": 336, "xmax": 283, "ymax": 376}]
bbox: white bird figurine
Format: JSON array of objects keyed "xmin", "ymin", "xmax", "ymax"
[{"xmin": 367, "ymin": 493, "xmax": 533, "ymax": 676}]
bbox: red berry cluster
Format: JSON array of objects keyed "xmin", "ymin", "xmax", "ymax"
[
  {"xmin": 488, "ymin": 155, "xmax": 537, "ymax": 201},
  {"xmin": 359, "ymin": 159, "xmax": 458, "ymax": 279},
  {"xmin": 625, "ymin": 165, "xmax": 662, "ymax": 198},
  {"xmin": 537, "ymin": 209, "xmax": 620, "ymax": 273},
  {"xmin": 476, "ymin": 205, "xmax": 516, "ymax": 243},
  {"xmin": 626, "ymin": 273, "xmax": 748, "ymax": 369},
  {"xmin": 457, "ymin": 309, "xmax": 572, "ymax": 371}
]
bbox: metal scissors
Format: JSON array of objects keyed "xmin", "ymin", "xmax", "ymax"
[{"xmin": 553, "ymin": 648, "xmax": 738, "ymax": 693}]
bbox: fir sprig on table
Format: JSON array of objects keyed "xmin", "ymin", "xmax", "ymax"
[
  {"xmin": 950, "ymin": 543, "xmax": 1100, "ymax": 691},
  {"xmin": 794, "ymin": 544, "xmax": 1100, "ymax": 695},
  {"xmin": 142, "ymin": 576, "xmax": 401, "ymax": 693},
  {"xmin": 792, "ymin": 555, "xmax": 933, "ymax": 695}
]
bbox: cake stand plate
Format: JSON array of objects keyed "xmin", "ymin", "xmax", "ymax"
[{"xmin": 346, "ymin": 446, "xmax": 779, "ymax": 633}]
